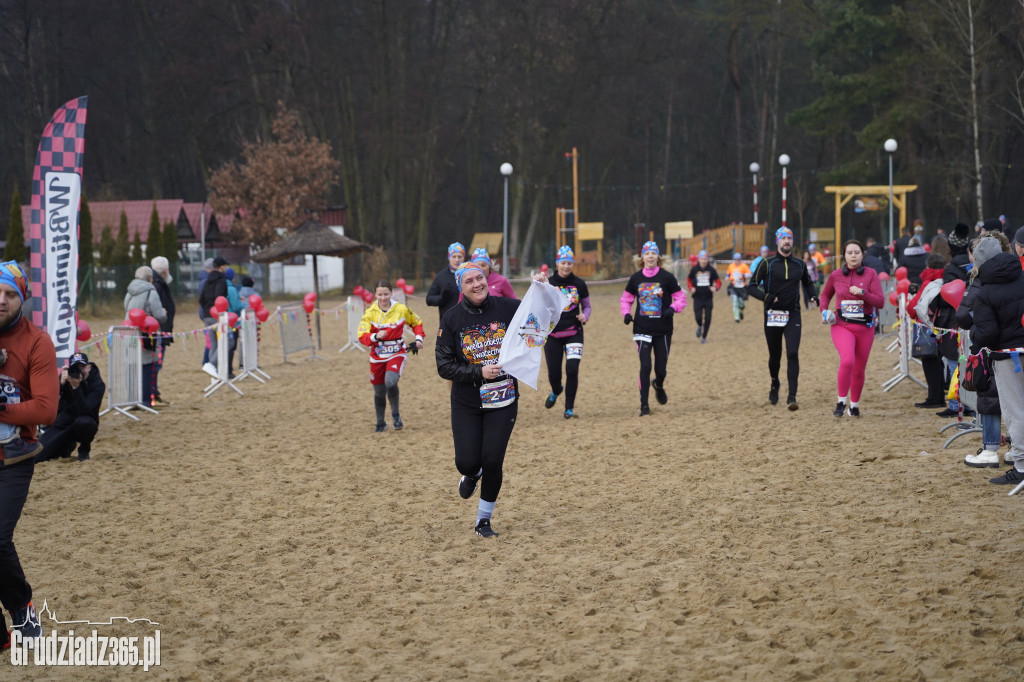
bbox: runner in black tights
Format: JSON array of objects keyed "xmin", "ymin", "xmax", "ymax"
[
  {"xmin": 686, "ymin": 250, "xmax": 721, "ymax": 343},
  {"xmin": 543, "ymin": 245, "xmax": 590, "ymax": 419},
  {"xmin": 748, "ymin": 227, "xmax": 819, "ymax": 410}
]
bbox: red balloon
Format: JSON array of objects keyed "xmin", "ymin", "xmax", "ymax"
[
  {"xmin": 896, "ymin": 279, "xmax": 911, "ymax": 295},
  {"xmin": 688, "ymin": 254, "xmax": 699, "ymax": 266},
  {"xmin": 303, "ymin": 299, "xmax": 316, "ymax": 313},
  {"xmin": 209, "ymin": 306, "xmax": 220, "ymax": 319},
  {"xmin": 214, "ymin": 296, "xmax": 229, "ymax": 313},
  {"xmin": 121, "ymin": 319, "xmax": 132, "ymax": 328},
  {"xmin": 142, "ymin": 315, "xmax": 160, "ymax": 333},
  {"xmin": 540, "ymin": 264, "xmax": 549, "ymax": 273},
  {"xmin": 878, "ymin": 272, "xmax": 890, "ymax": 281},
  {"xmin": 395, "ymin": 277, "xmax": 407, "ymax": 288},
  {"xmin": 353, "ymin": 285, "xmax": 365, "ymax": 296},
  {"xmin": 923, "ymin": 244, "xmax": 932, "ymax": 253},
  {"xmin": 226, "ymin": 312, "xmax": 239, "ymax": 328},
  {"xmin": 255, "ymin": 307, "xmax": 270, "ymax": 322},
  {"xmin": 888, "ymin": 291, "xmax": 899, "ymax": 307},
  {"xmin": 304, "ymin": 291, "xmax": 317, "ymax": 302},
  {"xmin": 128, "ymin": 308, "xmax": 146, "ymax": 326},
  {"xmin": 76, "ymin": 320, "xmax": 91, "ymax": 342},
  {"xmin": 940, "ymin": 279, "xmax": 966, "ymax": 308},
  {"xmin": 361, "ymin": 291, "xmax": 374, "ymax": 304},
  {"xmin": 894, "ymin": 266, "xmax": 908, "ymax": 281},
  {"xmin": 908, "ymin": 307, "xmax": 918, "ymax": 320},
  {"xmin": 404, "ymin": 284, "xmax": 415, "ymax": 294},
  {"xmin": 248, "ymin": 294, "xmax": 262, "ymax": 310}
]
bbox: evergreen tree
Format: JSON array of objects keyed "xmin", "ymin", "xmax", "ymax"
[
  {"xmin": 131, "ymin": 232, "xmax": 144, "ymax": 265},
  {"xmin": 113, "ymin": 210, "xmax": 131, "ymax": 266},
  {"xmin": 162, "ymin": 220, "xmax": 178, "ymax": 263},
  {"xmin": 79, "ymin": 196, "xmax": 94, "ymax": 269},
  {"xmin": 99, "ymin": 225, "xmax": 115, "ymax": 267},
  {"xmin": 5, "ymin": 187, "xmax": 26, "ymax": 263},
  {"xmin": 145, "ymin": 203, "xmax": 162, "ymax": 262}
]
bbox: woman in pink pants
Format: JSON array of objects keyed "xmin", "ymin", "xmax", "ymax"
[{"xmin": 819, "ymin": 240, "xmax": 885, "ymax": 417}]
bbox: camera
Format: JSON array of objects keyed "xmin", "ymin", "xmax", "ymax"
[{"xmin": 67, "ymin": 365, "xmax": 83, "ymax": 380}]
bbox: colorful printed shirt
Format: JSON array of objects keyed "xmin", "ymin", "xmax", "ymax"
[
  {"xmin": 547, "ymin": 272, "xmax": 591, "ymax": 337},
  {"xmin": 621, "ymin": 267, "xmax": 684, "ymax": 337}
]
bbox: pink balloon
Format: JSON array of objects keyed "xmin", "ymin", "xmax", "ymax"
[
  {"xmin": 76, "ymin": 320, "xmax": 91, "ymax": 342},
  {"xmin": 142, "ymin": 315, "xmax": 160, "ymax": 333},
  {"xmin": 255, "ymin": 307, "xmax": 270, "ymax": 322},
  {"xmin": 128, "ymin": 308, "xmax": 146, "ymax": 327},
  {"xmin": 248, "ymin": 294, "xmax": 262, "ymax": 309},
  {"xmin": 878, "ymin": 272, "xmax": 890, "ymax": 281},
  {"xmin": 540, "ymin": 264, "xmax": 549, "ymax": 273},
  {"xmin": 226, "ymin": 312, "xmax": 239, "ymax": 328},
  {"xmin": 214, "ymin": 296, "xmax": 229, "ymax": 313},
  {"xmin": 303, "ymin": 299, "xmax": 316, "ymax": 313},
  {"xmin": 304, "ymin": 291, "xmax": 317, "ymax": 302},
  {"xmin": 395, "ymin": 277, "xmax": 407, "ymax": 288},
  {"xmin": 894, "ymin": 266, "xmax": 908, "ymax": 281},
  {"xmin": 404, "ymin": 284, "xmax": 414, "ymax": 294},
  {"xmin": 209, "ymin": 306, "xmax": 220, "ymax": 319},
  {"xmin": 940, "ymin": 279, "xmax": 966, "ymax": 308},
  {"xmin": 896, "ymin": 279, "xmax": 910, "ymax": 295}
]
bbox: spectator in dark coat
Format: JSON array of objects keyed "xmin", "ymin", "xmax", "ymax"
[
  {"xmin": 199, "ymin": 256, "xmax": 228, "ymax": 374},
  {"xmin": 970, "ymin": 244, "xmax": 1024, "ymax": 485},
  {"xmin": 864, "ymin": 237, "xmax": 891, "ymax": 274},
  {"xmin": 150, "ymin": 257, "xmax": 175, "ymax": 406},
  {"xmin": 893, "ymin": 226, "xmax": 913, "ymax": 265},
  {"xmin": 38, "ymin": 352, "xmax": 105, "ymax": 462},
  {"xmin": 897, "ymin": 236, "xmax": 928, "ymax": 284},
  {"xmin": 426, "ymin": 242, "xmax": 466, "ymax": 324}
]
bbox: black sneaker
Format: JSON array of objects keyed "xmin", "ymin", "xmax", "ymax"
[
  {"xmin": 914, "ymin": 400, "xmax": 945, "ymax": 408},
  {"xmin": 393, "ymin": 416, "xmax": 403, "ymax": 431},
  {"xmin": 740, "ymin": 310, "xmax": 744, "ymax": 321},
  {"xmin": 695, "ymin": 326, "xmax": 701, "ymax": 339},
  {"xmin": 935, "ymin": 408, "xmax": 957, "ymax": 418},
  {"xmin": 374, "ymin": 422, "xmax": 387, "ymax": 433},
  {"xmin": 787, "ymin": 396, "xmax": 799, "ymax": 411},
  {"xmin": 544, "ymin": 386, "xmax": 562, "ymax": 409},
  {"xmin": 989, "ymin": 467, "xmax": 1024, "ymax": 485},
  {"xmin": 849, "ymin": 406, "xmax": 861, "ymax": 418},
  {"xmin": 639, "ymin": 405, "xmax": 651, "ymax": 417},
  {"xmin": 475, "ymin": 518, "xmax": 498, "ymax": 538},
  {"xmin": 769, "ymin": 380, "xmax": 780, "ymax": 405},
  {"xmin": 653, "ymin": 379, "xmax": 668, "ymax": 405},
  {"xmin": 833, "ymin": 402, "xmax": 845, "ymax": 417},
  {"xmin": 458, "ymin": 474, "xmax": 480, "ymax": 499},
  {"xmin": 10, "ymin": 601, "xmax": 42, "ymax": 641}
]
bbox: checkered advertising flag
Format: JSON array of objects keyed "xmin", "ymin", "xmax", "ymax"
[{"xmin": 29, "ymin": 96, "xmax": 88, "ymax": 366}]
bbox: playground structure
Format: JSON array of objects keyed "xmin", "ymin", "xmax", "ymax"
[
  {"xmin": 668, "ymin": 224, "xmax": 767, "ymax": 260},
  {"xmin": 824, "ymin": 184, "xmax": 918, "ymax": 248}
]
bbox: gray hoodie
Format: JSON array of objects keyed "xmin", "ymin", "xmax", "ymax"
[{"xmin": 124, "ymin": 279, "xmax": 167, "ymax": 364}]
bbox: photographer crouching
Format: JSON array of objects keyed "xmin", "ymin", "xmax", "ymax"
[{"xmin": 37, "ymin": 352, "xmax": 105, "ymax": 463}]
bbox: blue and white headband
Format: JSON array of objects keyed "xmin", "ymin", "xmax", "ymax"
[
  {"xmin": 556, "ymin": 245, "xmax": 575, "ymax": 264},
  {"xmin": 641, "ymin": 241, "xmax": 659, "ymax": 257}
]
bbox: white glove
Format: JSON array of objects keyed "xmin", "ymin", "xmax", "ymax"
[{"xmin": 822, "ymin": 310, "xmax": 837, "ymax": 325}]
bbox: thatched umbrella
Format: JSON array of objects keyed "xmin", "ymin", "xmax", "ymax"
[{"xmin": 251, "ymin": 218, "xmax": 372, "ymax": 348}]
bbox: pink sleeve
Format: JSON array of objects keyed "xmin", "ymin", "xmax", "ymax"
[
  {"xmin": 500, "ymin": 279, "xmax": 516, "ymax": 298},
  {"xmin": 671, "ymin": 289, "xmax": 686, "ymax": 313},
  {"xmin": 863, "ymin": 270, "xmax": 885, "ymax": 309},
  {"xmin": 620, "ymin": 291, "xmax": 635, "ymax": 315}
]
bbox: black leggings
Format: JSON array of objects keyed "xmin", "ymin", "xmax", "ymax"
[
  {"xmin": 451, "ymin": 401, "xmax": 518, "ymax": 503},
  {"xmin": 763, "ymin": 310, "xmax": 802, "ymax": 397},
  {"xmin": 693, "ymin": 299, "xmax": 712, "ymax": 337},
  {"xmin": 636, "ymin": 333, "xmax": 672, "ymax": 406},
  {"xmin": 544, "ymin": 331, "xmax": 583, "ymax": 409}
]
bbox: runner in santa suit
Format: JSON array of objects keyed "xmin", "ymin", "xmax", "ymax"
[{"xmin": 358, "ymin": 280, "xmax": 425, "ymax": 432}]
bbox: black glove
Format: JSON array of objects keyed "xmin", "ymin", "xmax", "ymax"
[
  {"xmin": 764, "ymin": 294, "xmax": 778, "ymax": 307},
  {"xmin": 623, "ymin": 314, "xmax": 633, "ymax": 325},
  {"xmin": 662, "ymin": 307, "xmax": 674, "ymax": 318}
]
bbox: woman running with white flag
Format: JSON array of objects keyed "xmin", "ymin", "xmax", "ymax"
[{"xmin": 435, "ymin": 262, "xmax": 549, "ymax": 538}]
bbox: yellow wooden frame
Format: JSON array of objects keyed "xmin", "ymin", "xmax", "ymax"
[{"xmin": 824, "ymin": 185, "xmax": 918, "ymax": 248}]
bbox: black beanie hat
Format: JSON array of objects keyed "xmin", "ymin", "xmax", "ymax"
[{"xmin": 948, "ymin": 222, "xmax": 970, "ymax": 254}]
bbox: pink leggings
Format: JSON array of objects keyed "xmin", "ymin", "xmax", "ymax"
[{"xmin": 831, "ymin": 321, "xmax": 875, "ymax": 402}]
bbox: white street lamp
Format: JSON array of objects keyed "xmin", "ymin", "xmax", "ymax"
[
  {"xmin": 749, "ymin": 162, "xmax": 760, "ymax": 224},
  {"xmin": 885, "ymin": 139, "xmax": 897, "ymax": 256},
  {"xmin": 500, "ymin": 163, "xmax": 513, "ymax": 275},
  {"xmin": 778, "ymin": 154, "xmax": 790, "ymax": 228}
]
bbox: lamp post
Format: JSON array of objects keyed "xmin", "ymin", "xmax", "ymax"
[
  {"xmin": 885, "ymin": 138, "xmax": 897, "ymax": 252},
  {"xmin": 500, "ymin": 162, "xmax": 513, "ymax": 275},
  {"xmin": 749, "ymin": 162, "xmax": 760, "ymax": 225},
  {"xmin": 778, "ymin": 154, "xmax": 790, "ymax": 228}
]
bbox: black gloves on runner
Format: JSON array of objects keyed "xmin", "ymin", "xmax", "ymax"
[
  {"xmin": 764, "ymin": 294, "xmax": 778, "ymax": 307},
  {"xmin": 623, "ymin": 313, "xmax": 633, "ymax": 325},
  {"xmin": 662, "ymin": 307, "xmax": 674, "ymax": 318}
]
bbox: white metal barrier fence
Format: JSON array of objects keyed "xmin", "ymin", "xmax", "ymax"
[
  {"xmin": 205, "ymin": 313, "xmax": 243, "ymax": 397},
  {"xmin": 882, "ymin": 292, "xmax": 926, "ymax": 392},
  {"xmin": 236, "ymin": 309, "xmax": 271, "ymax": 384},
  {"xmin": 339, "ymin": 296, "xmax": 367, "ymax": 353},
  {"xmin": 99, "ymin": 326, "xmax": 157, "ymax": 420},
  {"xmin": 277, "ymin": 304, "xmax": 318, "ymax": 362}
]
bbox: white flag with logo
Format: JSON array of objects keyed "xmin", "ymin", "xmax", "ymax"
[{"xmin": 497, "ymin": 281, "xmax": 569, "ymax": 389}]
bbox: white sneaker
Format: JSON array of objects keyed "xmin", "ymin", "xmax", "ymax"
[
  {"xmin": 202, "ymin": 362, "xmax": 218, "ymax": 378},
  {"xmin": 964, "ymin": 449, "xmax": 1000, "ymax": 468}
]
